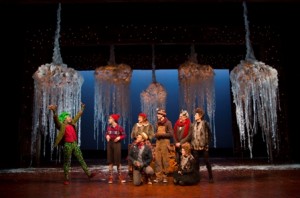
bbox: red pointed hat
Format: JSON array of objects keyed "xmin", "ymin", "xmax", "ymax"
[
  {"xmin": 138, "ymin": 113, "xmax": 147, "ymax": 119},
  {"xmin": 110, "ymin": 114, "xmax": 120, "ymax": 122}
]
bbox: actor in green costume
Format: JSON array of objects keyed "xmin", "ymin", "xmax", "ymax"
[{"xmin": 49, "ymin": 103, "xmax": 96, "ymax": 185}]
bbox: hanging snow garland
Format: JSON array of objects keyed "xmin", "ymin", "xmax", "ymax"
[
  {"xmin": 141, "ymin": 82, "xmax": 167, "ymax": 127},
  {"xmin": 94, "ymin": 45, "xmax": 132, "ymax": 149},
  {"xmin": 31, "ymin": 3, "xmax": 83, "ymax": 164},
  {"xmin": 178, "ymin": 45, "xmax": 216, "ymax": 147},
  {"xmin": 140, "ymin": 45, "xmax": 167, "ymax": 127},
  {"xmin": 230, "ymin": 1, "xmax": 279, "ymax": 161}
]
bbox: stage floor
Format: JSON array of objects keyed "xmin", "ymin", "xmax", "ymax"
[{"xmin": 0, "ymin": 158, "xmax": 300, "ymax": 198}]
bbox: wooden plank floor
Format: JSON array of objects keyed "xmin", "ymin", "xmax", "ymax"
[{"xmin": 0, "ymin": 159, "xmax": 300, "ymax": 198}]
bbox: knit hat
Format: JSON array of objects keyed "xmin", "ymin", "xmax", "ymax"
[
  {"xmin": 157, "ymin": 108, "xmax": 167, "ymax": 116},
  {"xmin": 194, "ymin": 107, "xmax": 205, "ymax": 118},
  {"xmin": 180, "ymin": 110, "xmax": 189, "ymax": 118},
  {"xmin": 138, "ymin": 113, "xmax": 147, "ymax": 119},
  {"xmin": 110, "ymin": 114, "xmax": 120, "ymax": 122},
  {"xmin": 58, "ymin": 112, "xmax": 70, "ymax": 123},
  {"xmin": 140, "ymin": 132, "xmax": 148, "ymax": 140}
]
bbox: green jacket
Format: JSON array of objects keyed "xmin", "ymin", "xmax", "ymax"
[{"xmin": 53, "ymin": 108, "xmax": 84, "ymax": 147}]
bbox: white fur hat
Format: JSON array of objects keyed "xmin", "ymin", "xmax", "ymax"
[{"xmin": 180, "ymin": 110, "xmax": 189, "ymax": 118}]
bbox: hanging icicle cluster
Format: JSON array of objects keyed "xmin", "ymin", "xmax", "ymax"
[
  {"xmin": 178, "ymin": 45, "xmax": 216, "ymax": 147},
  {"xmin": 230, "ymin": 1, "xmax": 279, "ymax": 161},
  {"xmin": 141, "ymin": 82, "xmax": 167, "ymax": 127},
  {"xmin": 31, "ymin": 3, "xmax": 84, "ymax": 164},
  {"xmin": 141, "ymin": 45, "xmax": 167, "ymax": 127},
  {"xmin": 94, "ymin": 45, "xmax": 132, "ymax": 149}
]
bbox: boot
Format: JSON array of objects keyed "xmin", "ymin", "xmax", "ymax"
[
  {"xmin": 143, "ymin": 174, "xmax": 152, "ymax": 185},
  {"xmin": 173, "ymin": 178, "xmax": 178, "ymax": 185},
  {"xmin": 162, "ymin": 175, "xmax": 168, "ymax": 183},
  {"xmin": 147, "ymin": 177, "xmax": 152, "ymax": 185},
  {"xmin": 128, "ymin": 170, "xmax": 133, "ymax": 182},
  {"xmin": 108, "ymin": 164, "xmax": 113, "ymax": 184},
  {"xmin": 108, "ymin": 175, "xmax": 113, "ymax": 184},
  {"xmin": 117, "ymin": 164, "xmax": 126, "ymax": 183},
  {"xmin": 207, "ymin": 164, "xmax": 214, "ymax": 183},
  {"xmin": 63, "ymin": 180, "xmax": 70, "ymax": 185},
  {"xmin": 118, "ymin": 174, "xmax": 126, "ymax": 183},
  {"xmin": 89, "ymin": 172, "xmax": 97, "ymax": 180},
  {"xmin": 128, "ymin": 173, "xmax": 133, "ymax": 182},
  {"xmin": 64, "ymin": 174, "xmax": 70, "ymax": 185}
]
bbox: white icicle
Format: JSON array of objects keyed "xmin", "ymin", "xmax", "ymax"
[
  {"xmin": 230, "ymin": 2, "xmax": 279, "ymax": 161},
  {"xmin": 94, "ymin": 57, "xmax": 132, "ymax": 149},
  {"xmin": 140, "ymin": 45, "xmax": 167, "ymax": 128},
  {"xmin": 178, "ymin": 45, "xmax": 216, "ymax": 147},
  {"xmin": 31, "ymin": 3, "xmax": 83, "ymax": 165},
  {"xmin": 140, "ymin": 82, "xmax": 167, "ymax": 126},
  {"xmin": 230, "ymin": 60, "xmax": 279, "ymax": 160}
]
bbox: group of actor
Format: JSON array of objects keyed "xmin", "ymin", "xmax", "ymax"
[{"xmin": 48, "ymin": 103, "xmax": 213, "ymax": 186}]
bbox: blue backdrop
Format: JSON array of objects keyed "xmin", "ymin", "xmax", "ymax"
[{"xmin": 79, "ymin": 69, "xmax": 232, "ymax": 150}]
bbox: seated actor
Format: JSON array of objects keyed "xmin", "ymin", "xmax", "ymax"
[
  {"xmin": 128, "ymin": 132, "xmax": 154, "ymax": 186},
  {"xmin": 173, "ymin": 142, "xmax": 200, "ymax": 186}
]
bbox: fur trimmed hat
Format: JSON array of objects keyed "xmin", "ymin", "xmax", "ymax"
[
  {"xmin": 157, "ymin": 108, "xmax": 167, "ymax": 116},
  {"xmin": 110, "ymin": 114, "xmax": 120, "ymax": 122}
]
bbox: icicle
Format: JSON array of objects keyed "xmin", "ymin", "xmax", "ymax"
[
  {"xmin": 140, "ymin": 83, "xmax": 167, "ymax": 127},
  {"xmin": 178, "ymin": 45, "xmax": 216, "ymax": 147},
  {"xmin": 94, "ymin": 45, "xmax": 132, "ymax": 149},
  {"xmin": 31, "ymin": 3, "xmax": 83, "ymax": 165},
  {"xmin": 140, "ymin": 45, "xmax": 167, "ymax": 127},
  {"xmin": 52, "ymin": 3, "xmax": 63, "ymax": 66},
  {"xmin": 230, "ymin": 1, "xmax": 279, "ymax": 161}
]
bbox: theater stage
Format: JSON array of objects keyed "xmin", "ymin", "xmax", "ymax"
[{"xmin": 0, "ymin": 158, "xmax": 299, "ymax": 198}]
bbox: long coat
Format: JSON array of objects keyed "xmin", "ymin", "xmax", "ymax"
[{"xmin": 53, "ymin": 109, "xmax": 83, "ymax": 147}]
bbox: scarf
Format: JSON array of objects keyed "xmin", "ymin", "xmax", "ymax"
[
  {"xmin": 137, "ymin": 141, "xmax": 145, "ymax": 149},
  {"xmin": 174, "ymin": 118, "xmax": 191, "ymax": 142},
  {"xmin": 157, "ymin": 117, "xmax": 168, "ymax": 126}
]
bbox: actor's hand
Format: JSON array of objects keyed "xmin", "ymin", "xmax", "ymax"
[
  {"xmin": 106, "ymin": 135, "xmax": 110, "ymax": 142},
  {"xmin": 134, "ymin": 161, "xmax": 141, "ymax": 167},
  {"xmin": 48, "ymin": 105, "xmax": 57, "ymax": 112},
  {"xmin": 114, "ymin": 136, "xmax": 120, "ymax": 142}
]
